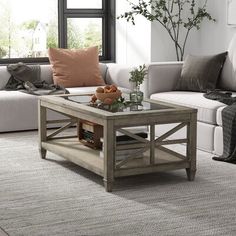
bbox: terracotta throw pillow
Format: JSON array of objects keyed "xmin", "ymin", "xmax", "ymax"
[{"xmin": 48, "ymin": 46, "xmax": 105, "ymax": 87}]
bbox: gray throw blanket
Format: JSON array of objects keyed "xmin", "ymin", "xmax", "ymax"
[
  {"xmin": 5, "ymin": 62, "xmax": 69, "ymax": 96},
  {"xmin": 204, "ymin": 90, "xmax": 236, "ymax": 163}
]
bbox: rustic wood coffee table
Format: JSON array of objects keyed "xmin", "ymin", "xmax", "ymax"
[{"xmin": 38, "ymin": 94, "xmax": 197, "ymax": 192}]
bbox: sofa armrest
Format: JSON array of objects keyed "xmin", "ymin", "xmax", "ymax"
[{"xmin": 146, "ymin": 62, "xmax": 183, "ymax": 98}]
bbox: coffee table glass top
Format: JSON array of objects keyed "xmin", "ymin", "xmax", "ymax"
[{"xmin": 64, "ymin": 94, "xmax": 172, "ymax": 113}]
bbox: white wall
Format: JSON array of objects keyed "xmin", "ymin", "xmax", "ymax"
[
  {"xmin": 150, "ymin": 21, "xmax": 177, "ymax": 61},
  {"xmin": 116, "ymin": 0, "xmax": 151, "ymax": 65},
  {"xmin": 150, "ymin": 0, "xmax": 236, "ymax": 60},
  {"xmin": 151, "ymin": 21, "xmax": 200, "ymax": 62},
  {"xmin": 116, "ymin": 0, "xmax": 236, "ymax": 63},
  {"xmin": 198, "ymin": 0, "xmax": 236, "ymax": 55},
  {"xmin": 150, "ymin": 1, "xmax": 202, "ymax": 61},
  {"xmin": 117, "ymin": 0, "xmax": 201, "ymax": 62}
]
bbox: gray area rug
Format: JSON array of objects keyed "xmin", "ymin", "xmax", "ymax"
[{"xmin": 0, "ymin": 131, "xmax": 236, "ymax": 236}]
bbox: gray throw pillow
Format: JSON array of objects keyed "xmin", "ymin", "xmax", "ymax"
[{"xmin": 175, "ymin": 52, "xmax": 228, "ymax": 92}]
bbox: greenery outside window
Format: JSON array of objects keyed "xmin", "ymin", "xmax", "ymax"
[
  {"xmin": 67, "ymin": 18, "xmax": 103, "ymax": 54},
  {"xmin": 0, "ymin": 0, "xmax": 115, "ymax": 64}
]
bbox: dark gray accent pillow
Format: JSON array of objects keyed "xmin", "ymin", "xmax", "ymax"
[{"xmin": 175, "ymin": 52, "xmax": 228, "ymax": 92}]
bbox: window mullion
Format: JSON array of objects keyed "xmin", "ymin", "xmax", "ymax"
[
  {"xmin": 64, "ymin": 9, "xmax": 105, "ymax": 15},
  {"xmin": 58, "ymin": 0, "xmax": 66, "ymax": 48}
]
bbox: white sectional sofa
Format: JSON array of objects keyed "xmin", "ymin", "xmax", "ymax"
[
  {"xmin": 0, "ymin": 60, "xmax": 233, "ymax": 157},
  {"xmin": 144, "ymin": 34, "xmax": 236, "ymax": 156},
  {"xmin": 1, "ymin": 34, "xmax": 236, "ymax": 157}
]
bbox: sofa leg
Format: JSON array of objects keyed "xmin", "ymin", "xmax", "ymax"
[
  {"xmin": 186, "ymin": 168, "xmax": 196, "ymax": 181},
  {"xmin": 39, "ymin": 148, "xmax": 47, "ymax": 159}
]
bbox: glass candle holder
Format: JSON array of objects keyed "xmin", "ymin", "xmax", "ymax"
[{"xmin": 129, "ymin": 85, "xmax": 143, "ymax": 104}]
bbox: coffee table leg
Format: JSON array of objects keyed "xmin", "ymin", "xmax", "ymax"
[
  {"xmin": 186, "ymin": 168, "xmax": 196, "ymax": 181},
  {"xmin": 103, "ymin": 120, "xmax": 115, "ymax": 192},
  {"xmin": 104, "ymin": 180, "xmax": 113, "ymax": 192},
  {"xmin": 186, "ymin": 113, "xmax": 197, "ymax": 181},
  {"xmin": 38, "ymin": 101, "xmax": 47, "ymax": 159},
  {"xmin": 39, "ymin": 149, "xmax": 47, "ymax": 159}
]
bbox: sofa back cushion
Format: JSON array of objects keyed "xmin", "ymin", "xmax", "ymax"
[
  {"xmin": 40, "ymin": 65, "xmax": 53, "ymax": 84},
  {"xmin": 219, "ymin": 33, "xmax": 236, "ymax": 91},
  {"xmin": 0, "ymin": 66, "xmax": 12, "ymax": 90},
  {"xmin": 0, "ymin": 63, "xmax": 107, "ymax": 90},
  {"xmin": 48, "ymin": 46, "xmax": 105, "ymax": 87}
]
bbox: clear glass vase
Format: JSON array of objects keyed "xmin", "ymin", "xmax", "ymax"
[{"xmin": 129, "ymin": 85, "xmax": 143, "ymax": 104}]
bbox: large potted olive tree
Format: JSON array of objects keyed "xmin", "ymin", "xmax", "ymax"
[{"xmin": 118, "ymin": 0, "xmax": 215, "ymax": 61}]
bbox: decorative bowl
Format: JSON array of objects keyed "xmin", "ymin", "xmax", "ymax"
[{"xmin": 95, "ymin": 90, "xmax": 122, "ymax": 105}]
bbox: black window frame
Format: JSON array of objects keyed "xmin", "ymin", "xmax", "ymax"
[{"xmin": 0, "ymin": 0, "xmax": 116, "ymax": 65}]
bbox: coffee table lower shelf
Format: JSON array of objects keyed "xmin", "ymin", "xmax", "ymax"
[
  {"xmin": 42, "ymin": 139, "xmax": 103, "ymax": 176},
  {"xmin": 41, "ymin": 138, "xmax": 190, "ymax": 181}
]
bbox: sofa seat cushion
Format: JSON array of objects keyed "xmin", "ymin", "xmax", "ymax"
[{"xmin": 150, "ymin": 91, "xmax": 226, "ymax": 125}]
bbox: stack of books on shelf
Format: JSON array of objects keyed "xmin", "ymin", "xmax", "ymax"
[
  {"xmin": 78, "ymin": 120, "xmax": 148, "ymax": 161},
  {"xmin": 78, "ymin": 120, "xmax": 103, "ymax": 149},
  {"xmin": 99, "ymin": 130, "xmax": 148, "ymax": 161}
]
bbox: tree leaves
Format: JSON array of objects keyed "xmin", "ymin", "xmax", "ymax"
[{"xmin": 118, "ymin": 0, "xmax": 215, "ymax": 61}]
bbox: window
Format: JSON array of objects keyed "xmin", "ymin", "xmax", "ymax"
[
  {"xmin": 0, "ymin": 0, "xmax": 58, "ymax": 61},
  {"xmin": 67, "ymin": 0, "xmax": 102, "ymax": 9},
  {"xmin": 67, "ymin": 18, "xmax": 103, "ymax": 55},
  {"xmin": 0, "ymin": 0, "xmax": 115, "ymax": 63}
]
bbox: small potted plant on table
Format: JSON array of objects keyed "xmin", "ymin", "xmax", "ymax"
[{"xmin": 129, "ymin": 64, "xmax": 147, "ymax": 104}]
